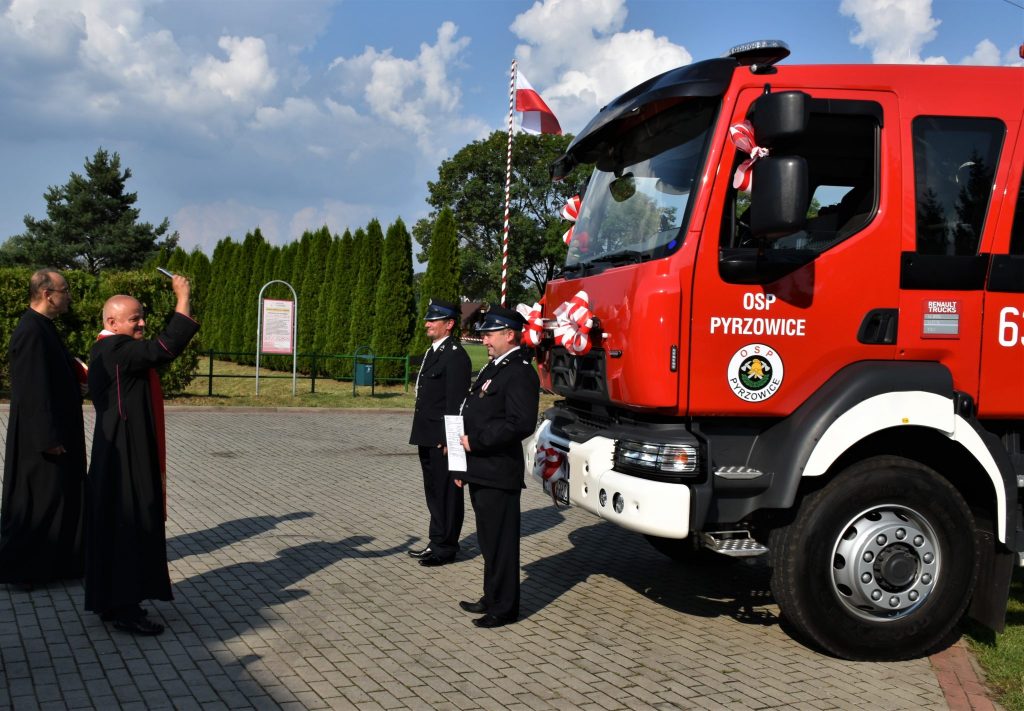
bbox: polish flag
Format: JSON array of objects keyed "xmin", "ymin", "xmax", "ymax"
[{"xmin": 516, "ymin": 71, "xmax": 562, "ymax": 135}]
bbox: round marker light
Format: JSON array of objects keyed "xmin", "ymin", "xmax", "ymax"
[{"xmin": 612, "ymin": 493, "xmax": 624, "ymax": 514}]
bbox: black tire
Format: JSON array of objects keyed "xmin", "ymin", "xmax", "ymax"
[
  {"xmin": 644, "ymin": 534, "xmax": 727, "ymax": 566},
  {"xmin": 770, "ymin": 456, "xmax": 978, "ymax": 660}
]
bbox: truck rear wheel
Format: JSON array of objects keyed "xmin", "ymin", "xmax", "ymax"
[{"xmin": 770, "ymin": 456, "xmax": 977, "ymax": 660}]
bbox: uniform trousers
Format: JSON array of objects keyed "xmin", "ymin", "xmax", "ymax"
[
  {"xmin": 418, "ymin": 445, "xmax": 464, "ymax": 559},
  {"xmin": 468, "ymin": 482, "xmax": 520, "ymax": 620}
]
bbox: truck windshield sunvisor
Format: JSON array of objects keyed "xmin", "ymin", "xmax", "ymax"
[
  {"xmin": 563, "ymin": 97, "xmax": 719, "ymax": 272},
  {"xmin": 552, "ymin": 58, "xmax": 735, "ymax": 180}
]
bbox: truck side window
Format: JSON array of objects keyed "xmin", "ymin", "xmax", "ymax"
[
  {"xmin": 724, "ymin": 107, "xmax": 878, "ymax": 253},
  {"xmin": 1011, "ymin": 168, "xmax": 1024, "ymax": 256},
  {"xmin": 912, "ymin": 116, "xmax": 1004, "ymax": 256}
]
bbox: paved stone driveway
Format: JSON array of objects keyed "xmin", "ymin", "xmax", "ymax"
[{"xmin": 0, "ymin": 408, "xmax": 950, "ymax": 710}]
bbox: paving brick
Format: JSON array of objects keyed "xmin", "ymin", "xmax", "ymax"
[{"xmin": 0, "ymin": 409, "xmax": 985, "ymax": 710}]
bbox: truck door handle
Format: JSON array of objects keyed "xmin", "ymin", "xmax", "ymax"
[{"xmin": 858, "ymin": 309, "xmax": 898, "ymax": 345}]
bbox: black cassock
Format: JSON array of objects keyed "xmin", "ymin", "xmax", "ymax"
[
  {"xmin": 84, "ymin": 312, "xmax": 199, "ymax": 614},
  {"xmin": 461, "ymin": 349, "xmax": 540, "ymax": 620},
  {"xmin": 0, "ymin": 309, "xmax": 87, "ymax": 583}
]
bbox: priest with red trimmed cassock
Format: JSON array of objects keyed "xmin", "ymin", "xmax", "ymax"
[{"xmin": 84, "ymin": 274, "xmax": 198, "ymax": 636}]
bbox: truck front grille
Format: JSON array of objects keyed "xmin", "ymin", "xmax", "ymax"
[{"xmin": 550, "ymin": 347, "xmax": 607, "ymax": 400}]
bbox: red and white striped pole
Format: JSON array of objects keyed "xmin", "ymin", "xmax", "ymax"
[{"xmin": 501, "ymin": 59, "xmax": 516, "ymax": 307}]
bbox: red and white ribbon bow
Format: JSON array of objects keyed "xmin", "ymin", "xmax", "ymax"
[
  {"xmin": 535, "ymin": 446, "xmax": 564, "ymax": 481},
  {"xmin": 561, "ymin": 194, "xmax": 581, "ymax": 246},
  {"xmin": 729, "ymin": 121, "xmax": 768, "ymax": 192},
  {"xmin": 552, "ymin": 290, "xmax": 593, "ymax": 356},
  {"xmin": 516, "ymin": 302, "xmax": 544, "ymax": 347}
]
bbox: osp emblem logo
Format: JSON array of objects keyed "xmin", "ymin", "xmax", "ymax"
[{"xmin": 728, "ymin": 343, "xmax": 784, "ymax": 402}]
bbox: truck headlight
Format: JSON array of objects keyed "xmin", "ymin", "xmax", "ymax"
[{"xmin": 614, "ymin": 440, "xmax": 699, "ymax": 476}]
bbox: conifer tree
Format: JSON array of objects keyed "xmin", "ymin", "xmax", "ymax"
[
  {"xmin": 323, "ymin": 229, "xmax": 355, "ymax": 376},
  {"xmin": 372, "ymin": 218, "xmax": 417, "ymax": 378},
  {"xmin": 165, "ymin": 247, "xmax": 190, "ymax": 274},
  {"xmin": 206, "ymin": 238, "xmax": 236, "ymax": 352},
  {"xmin": 187, "ymin": 247, "xmax": 211, "ymax": 325},
  {"xmin": 411, "ymin": 207, "xmax": 461, "ymax": 353},
  {"xmin": 347, "ymin": 220, "xmax": 382, "ymax": 356},
  {"xmin": 299, "ymin": 226, "xmax": 332, "ymax": 361},
  {"xmin": 314, "ymin": 236, "xmax": 340, "ymax": 357}
]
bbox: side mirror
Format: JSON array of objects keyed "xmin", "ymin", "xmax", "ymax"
[
  {"xmin": 751, "ymin": 91, "xmax": 809, "ymax": 146},
  {"xmin": 751, "ymin": 156, "xmax": 808, "ymax": 239}
]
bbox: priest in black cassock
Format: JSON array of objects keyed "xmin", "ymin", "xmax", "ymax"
[
  {"xmin": 85, "ymin": 274, "xmax": 199, "ymax": 636},
  {"xmin": 0, "ymin": 269, "xmax": 87, "ymax": 586}
]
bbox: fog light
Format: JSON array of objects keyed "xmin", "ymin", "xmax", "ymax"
[
  {"xmin": 599, "ymin": 489, "xmax": 607, "ymax": 507},
  {"xmin": 612, "ymin": 493, "xmax": 624, "ymax": 513}
]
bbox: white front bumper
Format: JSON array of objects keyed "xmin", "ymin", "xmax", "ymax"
[{"xmin": 527, "ymin": 421, "xmax": 691, "ymax": 539}]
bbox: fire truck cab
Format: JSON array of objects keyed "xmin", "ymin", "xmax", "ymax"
[{"xmin": 528, "ymin": 41, "xmax": 1024, "ymax": 660}]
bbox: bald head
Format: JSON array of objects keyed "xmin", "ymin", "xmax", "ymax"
[{"xmin": 102, "ymin": 295, "xmax": 146, "ymax": 339}]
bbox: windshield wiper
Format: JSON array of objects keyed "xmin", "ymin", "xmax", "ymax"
[{"xmin": 590, "ymin": 249, "xmax": 643, "ymax": 265}]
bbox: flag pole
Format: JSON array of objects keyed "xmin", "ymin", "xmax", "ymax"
[{"xmin": 501, "ymin": 58, "xmax": 516, "ymax": 308}]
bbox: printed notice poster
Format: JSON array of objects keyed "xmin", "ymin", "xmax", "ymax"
[
  {"xmin": 444, "ymin": 415, "xmax": 467, "ymax": 472},
  {"xmin": 261, "ymin": 299, "xmax": 294, "ymax": 354}
]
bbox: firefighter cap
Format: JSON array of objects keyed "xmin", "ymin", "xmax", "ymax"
[
  {"xmin": 474, "ymin": 304, "xmax": 525, "ymax": 332},
  {"xmin": 423, "ymin": 299, "xmax": 458, "ymax": 321}
]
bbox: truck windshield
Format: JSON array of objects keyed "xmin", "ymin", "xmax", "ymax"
[{"xmin": 566, "ymin": 98, "xmax": 718, "ymax": 270}]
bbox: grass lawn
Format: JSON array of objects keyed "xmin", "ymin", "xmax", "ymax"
[{"xmin": 968, "ymin": 567, "xmax": 1024, "ymax": 711}]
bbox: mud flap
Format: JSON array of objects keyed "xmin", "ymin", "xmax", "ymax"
[{"xmin": 968, "ymin": 528, "xmax": 1014, "ymax": 633}]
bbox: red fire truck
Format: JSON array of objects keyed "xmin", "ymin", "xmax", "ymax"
[{"xmin": 527, "ymin": 40, "xmax": 1024, "ymax": 660}]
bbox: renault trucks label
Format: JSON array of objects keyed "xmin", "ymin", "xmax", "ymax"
[
  {"xmin": 922, "ymin": 298, "xmax": 960, "ymax": 339},
  {"xmin": 728, "ymin": 344, "xmax": 784, "ymax": 401}
]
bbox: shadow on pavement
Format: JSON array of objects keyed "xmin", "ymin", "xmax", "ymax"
[
  {"xmin": 167, "ymin": 512, "xmax": 315, "ymax": 562},
  {"xmin": 521, "ymin": 520, "xmax": 778, "ymax": 627}
]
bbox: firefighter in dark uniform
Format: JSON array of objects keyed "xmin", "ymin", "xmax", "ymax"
[
  {"xmin": 456, "ymin": 305, "xmax": 540, "ymax": 628},
  {"xmin": 408, "ymin": 299, "xmax": 472, "ymax": 567}
]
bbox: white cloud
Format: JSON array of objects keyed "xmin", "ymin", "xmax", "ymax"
[
  {"xmin": 328, "ymin": 21, "xmax": 471, "ymax": 151},
  {"xmin": 191, "ymin": 36, "xmax": 277, "ymax": 103},
  {"xmin": 510, "ymin": 0, "xmax": 691, "ymax": 132},
  {"xmin": 839, "ymin": 0, "xmax": 946, "ymax": 64}
]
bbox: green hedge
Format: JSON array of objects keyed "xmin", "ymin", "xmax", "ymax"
[{"xmin": 0, "ymin": 268, "xmax": 200, "ymax": 395}]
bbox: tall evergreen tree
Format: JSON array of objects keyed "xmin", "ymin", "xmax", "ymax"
[
  {"xmin": 206, "ymin": 238, "xmax": 236, "ymax": 352},
  {"xmin": 324, "ymin": 229, "xmax": 355, "ymax": 377},
  {"xmin": 229, "ymin": 229, "xmax": 267, "ymax": 363},
  {"xmin": 314, "ymin": 235, "xmax": 340, "ymax": 357},
  {"xmin": 372, "ymin": 218, "xmax": 417, "ymax": 377},
  {"xmin": 187, "ymin": 247, "xmax": 212, "ymax": 325},
  {"xmin": 411, "ymin": 207, "xmax": 461, "ymax": 353},
  {"xmin": 347, "ymin": 220, "xmax": 382, "ymax": 356},
  {"xmin": 165, "ymin": 247, "xmax": 190, "ymax": 274},
  {"xmin": 298, "ymin": 226, "xmax": 333, "ymax": 361},
  {"xmin": 1, "ymin": 148, "xmax": 179, "ymax": 273}
]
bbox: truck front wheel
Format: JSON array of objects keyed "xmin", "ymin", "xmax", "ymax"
[{"xmin": 770, "ymin": 456, "xmax": 978, "ymax": 660}]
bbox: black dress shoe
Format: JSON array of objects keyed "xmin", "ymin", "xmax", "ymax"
[
  {"xmin": 407, "ymin": 545, "xmax": 433, "ymax": 559},
  {"xmin": 459, "ymin": 600, "xmax": 487, "ymax": 614},
  {"xmin": 419, "ymin": 554, "xmax": 455, "ymax": 567},
  {"xmin": 112, "ymin": 616, "xmax": 164, "ymax": 636},
  {"xmin": 472, "ymin": 614, "xmax": 516, "ymax": 628}
]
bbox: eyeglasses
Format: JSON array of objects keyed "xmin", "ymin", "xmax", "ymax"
[{"xmin": 47, "ymin": 287, "xmax": 70, "ymax": 294}]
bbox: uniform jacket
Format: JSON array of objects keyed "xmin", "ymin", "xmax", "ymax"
[
  {"xmin": 461, "ymin": 349, "xmax": 540, "ymax": 490},
  {"xmin": 409, "ymin": 336, "xmax": 471, "ymax": 447}
]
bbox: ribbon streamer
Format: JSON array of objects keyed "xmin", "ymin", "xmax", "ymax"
[
  {"xmin": 516, "ymin": 302, "xmax": 544, "ymax": 347},
  {"xmin": 552, "ymin": 290, "xmax": 593, "ymax": 356},
  {"xmin": 561, "ymin": 194, "xmax": 581, "ymax": 246},
  {"xmin": 729, "ymin": 120, "xmax": 769, "ymax": 192}
]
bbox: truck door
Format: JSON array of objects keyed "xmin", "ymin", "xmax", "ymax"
[
  {"xmin": 979, "ymin": 124, "xmax": 1024, "ymax": 418},
  {"xmin": 898, "ymin": 116, "xmax": 1012, "ymax": 402},
  {"xmin": 688, "ymin": 89, "xmax": 900, "ymax": 417}
]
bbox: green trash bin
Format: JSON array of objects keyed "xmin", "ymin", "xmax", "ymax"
[{"xmin": 355, "ymin": 362, "xmax": 373, "ymax": 385}]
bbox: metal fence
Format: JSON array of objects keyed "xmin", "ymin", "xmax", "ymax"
[{"xmin": 197, "ymin": 350, "xmax": 414, "ymax": 396}]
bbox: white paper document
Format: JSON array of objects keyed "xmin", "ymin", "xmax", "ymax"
[{"xmin": 444, "ymin": 415, "xmax": 467, "ymax": 472}]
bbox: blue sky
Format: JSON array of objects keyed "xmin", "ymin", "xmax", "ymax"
[{"xmin": 1, "ymin": 0, "xmax": 1021, "ymax": 256}]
